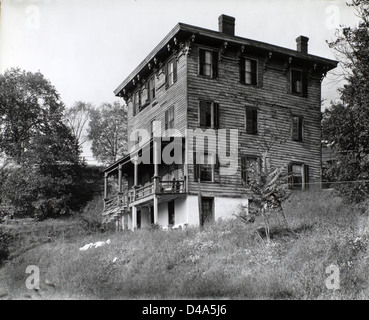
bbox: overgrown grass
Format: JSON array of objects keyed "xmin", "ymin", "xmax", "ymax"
[{"xmin": 0, "ymin": 191, "xmax": 368, "ymax": 300}]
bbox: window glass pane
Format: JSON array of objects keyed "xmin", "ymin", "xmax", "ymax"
[
  {"xmin": 245, "ymin": 59, "xmax": 251, "ymax": 72},
  {"xmin": 205, "ymin": 51, "xmax": 212, "ymax": 64}
]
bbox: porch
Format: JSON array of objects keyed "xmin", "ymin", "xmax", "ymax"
[{"xmin": 101, "ymin": 137, "xmax": 187, "ymax": 230}]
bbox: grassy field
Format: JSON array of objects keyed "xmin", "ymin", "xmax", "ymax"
[{"xmin": 0, "ymin": 191, "xmax": 368, "ymax": 300}]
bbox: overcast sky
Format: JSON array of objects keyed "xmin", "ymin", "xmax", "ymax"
[{"xmin": 0, "ymin": 0, "xmax": 360, "ymax": 160}]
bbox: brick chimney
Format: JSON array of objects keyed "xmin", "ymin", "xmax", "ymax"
[
  {"xmin": 218, "ymin": 14, "xmax": 235, "ymax": 36},
  {"xmin": 296, "ymin": 35, "xmax": 309, "ymax": 54}
]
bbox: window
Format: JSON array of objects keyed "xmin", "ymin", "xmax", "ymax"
[
  {"xmin": 166, "ymin": 58, "xmax": 177, "ymax": 88},
  {"xmin": 133, "ymin": 90, "xmax": 141, "ymax": 116},
  {"xmin": 165, "ymin": 106, "xmax": 174, "ymax": 130},
  {"xmin": 292, "ymin": 116, "xmax": 303, "ymax": 141},
  {"xmin": 148, "ymin": 76, "xmax": 156, "ymax": 102},
  {"xmin": 240, "ymin": 58, "xmax": 257, "ymax": 85},
  {"xmin": 150, "ymin": 119, "xmax": 155, "ymax": 139},
  {"xmin": 194, "ymin": 153, "xmax": 216, "ymax": 182},
  {"xmin": 198, "ymin": 101, "xmax": 219, "ymax": 128},
  {"xmin": 241, "ymin": 156, "xmax": 261, "ymax": 185},
  {"xmin": 288, "ymin": 163, "xmax": 309, "ymax": 190},
  {"xmin": 291, "ymin": 69, "xmax": 308, "ymax": 97},
  {"xmin": 199, "ymin": 49, "xmax": 218, "ymax": 78},
  {"xmin": 245, "ymin": 107, "xmax": 258, "ymax": 134}
]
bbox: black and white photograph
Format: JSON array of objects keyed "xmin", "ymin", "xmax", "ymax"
[{"xmin": 0, "ymin": 0, "xmax": 368, "ymax": 306}]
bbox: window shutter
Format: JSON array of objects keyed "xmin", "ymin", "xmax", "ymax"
[
  {"xmin": 213, "ymin": 103, "xmax": 219, "ymax": 129},
  {"xmin": 199, "ymin": 101, "xmax": 207, "ymax": 126},
  {"xmin": 240, "ymin": 57, "xmax": 245, "ymax": 83},
  {"xmin": 246, "ymin": 108, "xmax": 253, "ymax": 134},
  {"xmin": 287, "ymin": 163, "xmax": 293, "ymax": 188},
  {"xmin": 251, "ymin": 60, "xmax": 257, "ymax": 85},
  {"xmin": 304, "ymin": 164, "xmax": 309, "ymax": 189},
  {"xmin": 165, "ymin": 63, "xmax": 169, "ymax": 89},
  {"xmin": 165, "ymin": 109, "xmax": 169, "ymax": 130},
  {"xmin": 252, "ymin": 109, "xmax": 258, "ymax": 134},
  {"xmin": 173, "ymin": 58, "xmax": 177, "ymax": 83},
  {"xmin": 302, "ymin": 71, "xmax": 308, "ymax": 97},
  {"xmin": 299, "ymin": 117, "xmax": 303, "ymax": 141},
  {"xmin": 212, "ymin": 51, "xmax": 218, "ymax": 78},
  {"xmin": 194, "ymin": 152, "xmax": 199, "ymax": 181},
  {"xmin": 199, "ymin": 50, "xmax": 205, "ymax": 76},
  {"xmin": 241, "ymin": 156, "xmax": 246, "ymax": 183},
  {"xmin": 292, "ymin": 117, "xmax": 299, "ymax": 141}
]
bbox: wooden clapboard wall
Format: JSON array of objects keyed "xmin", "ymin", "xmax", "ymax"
[{"xmin": 186, "ymin": 43, "xmax": 322, "ymax": 198}]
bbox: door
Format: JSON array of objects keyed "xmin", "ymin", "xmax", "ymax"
[
  {"xmin": 168, "ymin": 200, "xmax": 175, "ymax": 226},
  {"xmin": 201, "ymin": 197, "xmax": 214, "ymax": 226},
  {"xmin": 137, "ymin": 209, "xmax": 141, "ymax": 229}
]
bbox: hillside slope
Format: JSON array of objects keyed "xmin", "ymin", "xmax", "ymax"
[{"xmin": 0, "ymin": 192, "xmax": 368, "ymax": 300}]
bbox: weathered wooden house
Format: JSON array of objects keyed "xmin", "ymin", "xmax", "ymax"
[{"xmin": 102, "ymin": 15, "xmax": 337, "ymax": 230}]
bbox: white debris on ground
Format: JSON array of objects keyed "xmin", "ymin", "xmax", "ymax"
[
  {"xmin": 112, "ymin": 257, "xmax": 118, "ymax": 263},
  {"xmin": 79, "ymin": 239, "xmax": 111, "ymax": 251},
  {"xmin": 163, "ymin": 223, "xmax": 187, "ymax": 231}
]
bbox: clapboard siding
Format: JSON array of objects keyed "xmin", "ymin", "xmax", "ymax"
[
  {"xmin": 187, "ymin": 44, "xmax": 322, "ymax": 196},
  {"xmin": 127, "ymin": 52, "xmax": 188, "ymax": 151}
]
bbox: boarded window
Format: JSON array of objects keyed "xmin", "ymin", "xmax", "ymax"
[
  {"xmin": 292, "ymin": 116, "xmax": 303, "ymax": 141},
  {"xmin": 199, "ymin": 49, "xmax": 218, "ymax": 78},
  {"xmin": 245, "ymin": 107, "xmax": 258, "ymax": 134}
]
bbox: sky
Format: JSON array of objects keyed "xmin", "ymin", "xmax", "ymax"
[{"xmin": 0, "ymin": 0, "xmax": 361, "ymax": 161}]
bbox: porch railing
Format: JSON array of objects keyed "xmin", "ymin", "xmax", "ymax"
[{"xmin": 127, "ymin": 179, "xmax": 186, "ymax": 203}]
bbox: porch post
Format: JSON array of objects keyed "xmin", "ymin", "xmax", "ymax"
[
  {"xmin": 132, "ymin": 206, "xmax": 137, "ymax": 231},
  {"xmin": 118, "ymin": 164, "xmax": 123, "ymax": 193},
  {"xmin": 104, "ymin": 172, "xmax": 108, "ymax": 209},
  {"xmin": 153, "ymin": 196, "xmax": 159, "ymax": 224},
  {"xmin": 134, "ymin": 162, "xmax": 138, "ymax": 187}
]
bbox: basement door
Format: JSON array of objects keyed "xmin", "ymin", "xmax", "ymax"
[{"xmin": 201, "ymin": 197, "xmax": 214, "ymax": 226}]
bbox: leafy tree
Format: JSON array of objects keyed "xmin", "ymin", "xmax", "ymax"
[
  {"xmin": 88, "ymin": 101, "xmax": 127, "ymax": 164},
  {"xmin": 323, "ymin": 0, "xmax": 369, "ymax": 202},
  {"xmin": 64, "ymin": 101, "xmax": 92, "ymax": 148},
  {"xmin": 0, "ymin": 68, "xmax": 93, "ymax": 218},
  {"xmin": 0, "ymin": 68, "xmax": 65, "ymax": 162}
]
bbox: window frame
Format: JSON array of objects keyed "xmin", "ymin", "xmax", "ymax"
[
  {"xmin": 198, "ymin": 100, "xmax": 219, "ymax": 129},
  {"xmin": 240, "ymin": 57, "xmax": 258, "ymax": 85},
  {"xmin": 166, "ymin": 58, "xmax": 177, "ymax": 88},
  {"xmin": 241, "ymin": 155, "xmax": 261, "ymax": 186},
  {"xmin": 245, "ymin": 106, "xmax": 258, "ymax": 135},
  {"xmin": 288, "ymin": 162, "xmax": 309, "ymax": 190},
  {"xmin": 148, "ymin": 75, "xmax": 156, "ymax": 102},
  {"xmin": 165, "ymin": 105, "xmax": 175, "ymax": 130},
  {"xmin": 290, "ymin": 68, "xmax": 308, "ymax": 97},
  {"xmin": 132, "ymin": 90, "xmax": 141, "ymax": 116},
  {"xmin": 198, "ymin": 48, "xmax": 219, "ymax": 79},
  {"xmin": 194, "ymin": 152, "xmax": 217, "ymax": 183},
  {"xmin": 291, "ymin": 115, "xmax": 303, "ymax": 142}
]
